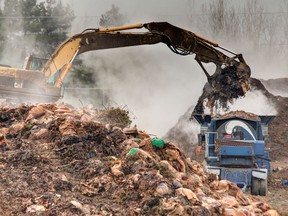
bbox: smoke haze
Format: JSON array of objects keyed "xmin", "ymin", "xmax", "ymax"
[
  {"xmin": 77, "ymin": 46, "xmax": 204, "ymax": 136},
  {"xmin": 58, "ymin": 0, "xmax": 288, "ymax": 137},
  {"xmin": 205, "ymin": 90, "xmax": 277, "ymax": 116}
]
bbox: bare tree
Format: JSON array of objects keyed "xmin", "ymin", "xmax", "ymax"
[
  {"xmin": 279, "ymin": 0, "xmax": 288, "ymax": 58},
  {"xmin": 199, "ymin": 0, "xmax": 240, "ymax": 45},
  {"xmin": 242, "ymin": 0, "xmax": 266, "ymax": 49}
]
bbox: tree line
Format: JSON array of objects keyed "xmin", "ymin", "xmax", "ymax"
[
  {"xmin": 0, "ymin": 0, "xmax": 74, "ymax": 61},
  {"xmin": 0, "ymin": 0, "xmax": 125, "ymax": 88}
]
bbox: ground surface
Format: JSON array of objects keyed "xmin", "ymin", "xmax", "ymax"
[
  {"xmin": 262, "ymin": 80, "xmax": 288, "ymax": 215},
  {"xmin": 257, "ymin": 161, "xmax": 288, "ymax": 215}
]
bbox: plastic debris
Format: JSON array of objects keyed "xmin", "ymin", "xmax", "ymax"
[{"xmin": 151, "ymin": 138, "xmax": 165, "ymax": 148}]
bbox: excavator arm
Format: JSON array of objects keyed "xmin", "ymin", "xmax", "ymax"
[
  {"xmin": 42, "ymin": 22, "xmax": 250, "ymax": 90},
  {"xmin": 0, "ymin": 22, "xmax": 250, "ymax": 104}
]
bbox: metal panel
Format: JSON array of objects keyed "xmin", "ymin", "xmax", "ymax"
[
  {"xmin": 254, "ymin": 141, "xmax": 265, "ymax": 155},
  {"xmin": 215, "ymin": 139, "xmax": 253, "ymax": 153},
  {"xmin": 221, "ymin": 168, "xmax": 252, "ymax": 188},
  {"xmin": 220, "ymin": 146, "xmax": 253, "ymax": 156}
]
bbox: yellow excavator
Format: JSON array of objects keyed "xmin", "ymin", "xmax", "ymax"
[{"xmin": 0, "ymin": 22, "xmax": 251, "ymax": 103}]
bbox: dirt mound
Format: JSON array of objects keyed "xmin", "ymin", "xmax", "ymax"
[
  {"xmin": 0, "ymin": 103, "xmax": 279, "ymax": 215},
  {"xmin": 249, "ymin": 78, "xmax": 288, "ymax": 161},
  {"xmin": 261, "ymin": 78, "xmax": 288, "ymax": 97}
]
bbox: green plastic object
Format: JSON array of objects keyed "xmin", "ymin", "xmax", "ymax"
[
  {"xmin": 127, "ymin": 148, "xmax": 140, "ymax": 155},
  {"xmin": 151, "ymin": 138, "xmax": 165, "ymax": 148},
  {"xmin": 134, "ymin": 138, "xmax": 141, "ymax": 143}
]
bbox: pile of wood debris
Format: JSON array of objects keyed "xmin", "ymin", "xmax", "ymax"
[
  {"xmin": 212, "ymin": 110, "xmax": 260, "ymax": 121},
  {"xmin": 0, "ymin": 103, "xmax": 278, "ymax": 215},
  {"xmin": 194, "ymin": 65, "xmax": 251, "ymax": 114}
]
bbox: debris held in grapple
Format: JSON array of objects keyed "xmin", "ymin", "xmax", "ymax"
[{"xmin": 194, "ymin": 65, "xmax": 250, "ymax": 114}]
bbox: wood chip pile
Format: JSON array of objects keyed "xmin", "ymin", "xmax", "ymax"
[{"xmin": 0, "ymin": 103, "xmax": 279, "ymax": 215}]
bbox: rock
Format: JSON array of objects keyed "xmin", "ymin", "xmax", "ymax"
[
  {"xmin": 254, "ymin": 202, "xmax": 271, "ymax": 212},
  {"xmin": 220, "ymin": 195, "xmax": 239, "ymax": 208},
  {"xmin": 223, "ymin": 207, "xmax": 246, "ymax": 216},
  {"xmin": 175, "ymin": 187, "xmax": 199, "ymax": 203},
  {"xmin": 111, "ymin": 160, "xmax": 124, "ymax": 177},
  {"xmin": 8, "ymin": 121, "xmax": 25, "ymax": 134},
  {"xmin": 263, "ymin": 209, "xmax": 280, "ymax": 216},
  {"xmin": 59, "ymin": 117, "xmax": 78, "ymax": 137},
  {"xmin": 172, "ymin": 179, "xmax": 182, "ymax": 189},
  {"xmin": 25, "ymin": 105, "xmax": 47, "ymax": 121},
  {"xmin": 155, "ymin": 182, "xmax": 171, "ymax": 196},
  {"xmin": 26, "ymin": 204, "xmax": 46, "ymax": 213},
  {"xmin": 30, "ymin": 128, "xmax": 49, "ymax": 140},
  {"xmin": 217, "ymin": 180, "xmax": 230, "ymax": 192}
]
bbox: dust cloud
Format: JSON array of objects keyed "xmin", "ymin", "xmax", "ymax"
[
  {"xmin": 61, "ymin": 0, "xmax": 287, "ymax": 136},
  {"xmin": 74, "ymin": 46, "xmax": 205, "ymax": 137},
  {"xmin": 204, "ymin": 90, "xmax": 277, "ymax": 116}
]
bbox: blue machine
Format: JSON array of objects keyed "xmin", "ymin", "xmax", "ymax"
[{"xmin": 193, "ymin": 112, "xmax": 275, "ymax": 196}]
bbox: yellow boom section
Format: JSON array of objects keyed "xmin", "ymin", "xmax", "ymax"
[{"xmin": 42, "ymin": 37, "xmax": 81, "ymax": 78}]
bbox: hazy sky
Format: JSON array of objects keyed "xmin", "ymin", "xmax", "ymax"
[
  {"xmin": 64, "ymin": 0, "xmax": 280, "ymax": 30},
  {"xmin": 60, "ymin": 0, "xmax": 286, "ymax": 137},
  {"xmin": 65, "ymin": 0, "xmax": 193, "ymax": 32}
]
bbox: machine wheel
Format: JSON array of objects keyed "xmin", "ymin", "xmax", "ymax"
[{"xmin": 251, "ymin": 176, "xmax": 267, "ymax": 196}]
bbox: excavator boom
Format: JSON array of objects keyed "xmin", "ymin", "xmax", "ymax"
[
  {"xmin": 0, "ymin": 22, "xmax": 251, "ymax": 106},
  {"xmin": 43, "ymin": 29, "xmax": 163, "ymax": 79},
  {"xmin": 43, "ymin": 22, "xmax": 250, "ymax": 85}
]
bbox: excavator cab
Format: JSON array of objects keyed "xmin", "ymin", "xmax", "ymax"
[{"xmin": 23, "ymin": 55, "xmax": 48, "ymax": 71}]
